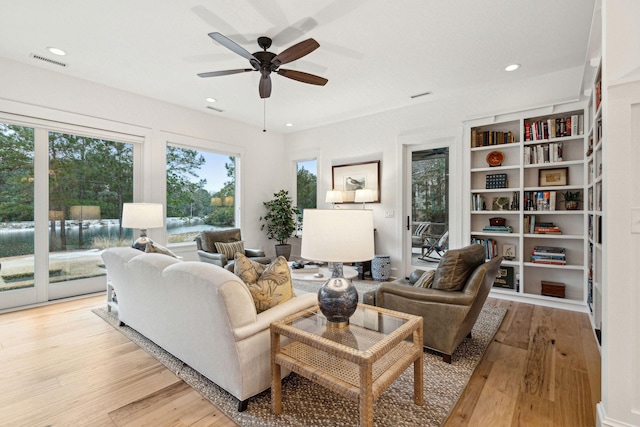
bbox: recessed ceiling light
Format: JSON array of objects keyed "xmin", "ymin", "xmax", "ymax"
[
  {"xmin": 505, "ymin": 63, "xmax": 520, "ymax": 72},
  {"xmin": 285, "ymin": 123, "xmax": 293, "ymax": 127},
  {"xmin": 47, "ymin": 47, "xmax": 66, "ymax": 56},
  {"xmin": 206, "ymin": 97, "xmax": 216, "ymax": 103}
]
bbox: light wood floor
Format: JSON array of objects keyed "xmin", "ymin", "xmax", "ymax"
[{"xmin": 0, "ymin": 295, "xmax": 600, "ymax": 426}]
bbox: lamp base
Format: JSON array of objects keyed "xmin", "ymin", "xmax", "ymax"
[
  {"xmin": 317, "ymin": 263, "xmax": 358, "ymax": 326},
  {"xmin": 132, "ymin": 235, "xmax": 152, "ymax": 251}
]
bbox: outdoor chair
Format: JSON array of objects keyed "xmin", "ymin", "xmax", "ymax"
[{"xmin": 420, "ymin": 230, "xmax": 449, "ymax": 261}]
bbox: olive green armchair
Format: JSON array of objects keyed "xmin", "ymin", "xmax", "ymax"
[
  {"xmin": 195, "ymin": 228, "xmax": 271, "ymax": 270},
  {"xmin": 372, "ymin": 244, "xmax": 502, "ymax": 363}
]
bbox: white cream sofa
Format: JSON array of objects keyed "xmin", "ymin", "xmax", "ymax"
[{"xmin": 101, "ymin": 247, "xmax": 317, "ymax": 411}]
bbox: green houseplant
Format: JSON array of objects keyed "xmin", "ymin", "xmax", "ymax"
[
  {"xmin": 561, "ymin": 191, "xmax": 582, "ymax": 210},
  {"xmin": 260, "ymin": 190, "xmax": 301, "ymax": 260}
]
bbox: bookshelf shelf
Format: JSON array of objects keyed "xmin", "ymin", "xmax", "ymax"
[{"xmin": 466, "ymin": 102, "xmax": 588, "ymax": 311}]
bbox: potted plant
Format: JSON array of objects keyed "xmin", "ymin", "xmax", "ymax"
[
  {"xmin": 561, "ymin": 191, "xmax": 582, "ymax": 210},
  {"xmin": 260, "ymin": 190, "xmax": 301, "ymax": 260}
]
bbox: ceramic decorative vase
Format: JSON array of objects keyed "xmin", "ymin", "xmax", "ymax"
[
  {"xmin": 317, "ymin": 263, "xmax": 358, "ymax": 327},
  {"xmin": 372, "ymin": 255, "xmax": 391, "ymax": 281}
]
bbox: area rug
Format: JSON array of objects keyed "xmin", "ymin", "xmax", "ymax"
[{"xmin": 92, "ymin": 293, "xmax": 506, "ymax": 427}]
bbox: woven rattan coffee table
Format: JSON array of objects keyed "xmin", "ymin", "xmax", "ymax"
[{"xmin": 270, "ymin": 303, "xmax": 423, "ymax": 427}]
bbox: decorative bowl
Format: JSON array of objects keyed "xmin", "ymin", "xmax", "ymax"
[{"xmin": 486, "ymin": 150, "xmax": 505, "ymax": 167}]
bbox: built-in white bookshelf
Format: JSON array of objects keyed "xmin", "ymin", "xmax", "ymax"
[
  {"xmin": 466, "ymin": 102, "xmax": 589, "ymax": 312},
  {"xmin": 586, "ymin": 61, "xmax": 603, "ymax": 344}
]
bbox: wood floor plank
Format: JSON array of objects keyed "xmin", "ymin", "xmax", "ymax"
[{"xmin": 0, "ymin": 295, "xmax": 600, "ymax": 427}]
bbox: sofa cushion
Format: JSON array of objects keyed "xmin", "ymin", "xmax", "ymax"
[
  {"xmin": 432, "ymin": 244, "xmax": 485, "ymax": 291},
  {"xmin": 145, "ymin": 241, "xmax": 178, "ymax": 257},
  {"xmin": 214, "ymin": 241, "xmax": 245, "ymax": 260},
  {"xmin": 234, "ymin": 253, "xmax": 294, "ymax": 313},
  {"xmin": 413, "ymin": 269, "xmax": 436, "ymax": 288}
]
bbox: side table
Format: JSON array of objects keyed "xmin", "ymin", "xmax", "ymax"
[{"xmin": 271, "ymin": 304, "xmax": 423, "ymax": 427}]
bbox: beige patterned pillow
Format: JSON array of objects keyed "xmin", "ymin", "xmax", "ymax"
[
  {"xmin": 234, "ymin": 253, "xmax": 293, "ymax": 313},
  {"xmin": 214, "ymin": 241, "xmax": 244, "ymax": 260},
  {"xmin": 145, "ymin": 241, "xmax": 178, "ymax": 258},
  {"xmin": 413, "ymin": 269, "xmax": 436, "ymax": 288}
]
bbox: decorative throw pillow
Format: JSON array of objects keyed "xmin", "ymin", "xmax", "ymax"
[
  {"xmin": 234, "ymin": 253, "xmax": 293, "ymax": 313},
  {"xmin": 413, "ymin": 269, "xmax": 436, "ymax": 288},
  {"xmin": 145, "ymin": 241, "xmax": 178, "ymax": 258},
  {"xmin": 214, "ymin": 241, "xmax": 245, "ymax": 260},
  {"xmin": 431, "ymin": 244, "xmax": 485, "ymax": 291}
]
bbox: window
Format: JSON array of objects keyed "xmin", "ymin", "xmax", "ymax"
[
  {"xmin": 296, "ymin": 159, "xmax": 317, "ymax": 218},
  {"xmin": 166, "ymin": 145, "xmax": 237, "ymax": 243}
]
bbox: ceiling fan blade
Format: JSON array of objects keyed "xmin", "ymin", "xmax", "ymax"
[
  {"xmin": 197, "ymin": 69, "xmax": 254, "ymax": 78},
  {"xmin": 259, "ymin": 75, "xmax": 272, "ymax": 98},
  {"xmin": 271, "ymin": 38, "xmax": 320, "ymax": 67},
  {"xmin": 277, "ymin": 69, "xmax": 328, "ymax": 86},
  {"xmin": 208, "ymin": 32, "xmax": 259, "ymax": 68}
]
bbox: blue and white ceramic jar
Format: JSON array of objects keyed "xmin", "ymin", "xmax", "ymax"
[{"xmin": 372, "ymin": 255, "xmax": 391, "ymax": 281}]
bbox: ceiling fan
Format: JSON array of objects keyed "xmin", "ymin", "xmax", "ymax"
[{"xmin": 198, "ymin": 32, "xmax": 328, "ymax": 99}]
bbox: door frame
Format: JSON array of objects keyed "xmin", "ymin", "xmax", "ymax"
[{"xmin": 397, "ymin": 127, "xmax": 463, "ymax": 278}]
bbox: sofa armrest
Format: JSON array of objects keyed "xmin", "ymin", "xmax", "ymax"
[
  {"xmin": 377, "ymin": 282, "xmax": 474, "ymax": 306},
  {"xmin": 196, "ymin": 250, "xmax": 227, "ymax": 267},
  {"xmin": 244, "ymin": 248, "xmax": 266, "ymax": 258},
  {"xmin": 232, "ymin": 293, "xmax": 317, "ymax": 341}
]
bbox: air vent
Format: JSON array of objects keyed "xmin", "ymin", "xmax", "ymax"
[
  {"xmin": 30, "ymin": 53, "xmax": 68, "ymax": 67},
  {"xmin": 206, "ymin": 106, "xmax": 224, "ymax": 113}
]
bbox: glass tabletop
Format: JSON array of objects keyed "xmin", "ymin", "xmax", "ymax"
[{"xmin": 285, "ymin": 305, "xmax": 409, "ymax": 352}]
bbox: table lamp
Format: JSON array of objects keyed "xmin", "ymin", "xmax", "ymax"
[
  {"xmin": 354, "ymin": 188, "xmax": 374, "ymax": 209},
  {"xmin": 325, "ymin": 190, "xmax": 343, "ymax": 208},
  {"xmin": 301, "ymin": 209, "xmax": 374, "ymax": 327},
  {"xmin": 122, "ymin": 203, "xmax": 164, "ymax": 251}
]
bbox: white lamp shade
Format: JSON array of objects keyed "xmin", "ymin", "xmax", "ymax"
[
  {"xmin": 354, "ymin": 189, "xmax": 374, "ymax": 203},
  {"xmin": 301, "ymin": 209, "xmax": 374, "ymax": 263},
  {"xmin": 122, "ymin": 203, "xmax": 164, "ymax": 229},
  {"xmin": 325, "ymin": 190, "xmax": 343, "ymax": 203}
]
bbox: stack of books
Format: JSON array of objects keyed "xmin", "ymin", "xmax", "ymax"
[
  {"xmin": 482, "ymin": 225, "xmax": 513, "ymax": 233},
  {"xmin": 533, "ymin": 221, "xmax": 562, "ymax": 234},
  {"xmin": 531, "ymin": 246, "xmax": 566, "ymax": 265}
]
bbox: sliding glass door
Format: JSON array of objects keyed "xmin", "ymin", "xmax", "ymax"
[
  {"xmin": 410, "ymin": 148, "xmax": 449, "ymax": 266},
  {"xmin": 0, "ymin": 122, "xmax": 37, "ymax": 309},
  {"xmin": 0, "ymin": 117, "xmax": 139, "ymax": 310},
  {"xmin": 47, "ymin": 131, "xmax": 135, "ymax": 300}
]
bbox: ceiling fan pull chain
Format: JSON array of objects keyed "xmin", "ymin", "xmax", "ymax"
[{"xmin": 263, "ymin": 99, "xmax": 267, "ymax": 133}]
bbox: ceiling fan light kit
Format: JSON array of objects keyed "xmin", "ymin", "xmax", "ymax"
[{"xmin": 198, "ymin": 32, "xmax": 328, "ymax": 99}]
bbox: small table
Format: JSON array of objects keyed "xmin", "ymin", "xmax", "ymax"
[
  {"xmin": 270, "ymin": 304, "xmax": 423, "ymax": 427},
  {"xmin": 290, "ymin": 265, "xmax": 359, "ymax": 282}
]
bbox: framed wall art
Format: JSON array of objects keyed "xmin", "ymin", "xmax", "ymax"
[
  {"xmin": 538, "ymin": 167, "xmax": 568, "ymax": 187},
  {"xmin": 332, "ymin": 160, "xmax": 380, "ymax": 203}
]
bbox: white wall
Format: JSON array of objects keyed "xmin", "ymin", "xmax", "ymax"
[
  {"xmin": 598, "ymin": 1, "xmax": 640, "ymax": 425},
  {"xmin": 0, "ymin": 56, "xmax": 288, "ymax": 255},
  {"xmin": 285, "ymin": 66, "xmax": 586, "ymax": 278}
]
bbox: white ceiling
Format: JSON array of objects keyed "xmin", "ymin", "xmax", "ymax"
[{"xmin": 0, "ymin": 0, "xmax": 596, "ymax": 133}]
